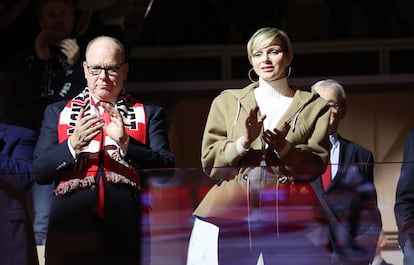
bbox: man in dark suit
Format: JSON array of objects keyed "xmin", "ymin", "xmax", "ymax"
[
  {"xmin": 31, "ymin": 35, "xmax": 175, "ymax": 265},
  {"xmin": 0, "ymin": 123, "xmax": 38, "ymax": 265},
  {"xmin": 311, "ymin": 79, "xmax": 382, "ymax": 265},
  {"xmin": 395, "ymin": 128, "xmax": 414, "ymax": 265}
]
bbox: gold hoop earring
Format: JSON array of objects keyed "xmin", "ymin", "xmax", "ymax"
[
  {"xmin": 286, "ymin": 66, "xmax": 292, "ymax": 78},
  {"xmin": 248, "ymin": 68, "xmax": 259, "ymax": 83}
]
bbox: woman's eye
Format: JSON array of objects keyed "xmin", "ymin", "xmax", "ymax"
[{"xmin": 271, "ymin": 49, "xmax": 282, "ymax": 55}]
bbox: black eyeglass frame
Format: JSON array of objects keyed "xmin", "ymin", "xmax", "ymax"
[{"xmin": 85, "ymin": 63, "xmax": 125, "ymax": 76}]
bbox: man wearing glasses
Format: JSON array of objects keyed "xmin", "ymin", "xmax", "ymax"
[
  {"xmin": 311, "ymin": 79, "xmax": 382, "ymax": 265},
  {"xmin": 31, "ymin": 36, "xmax": 175, "ymax": 265}
]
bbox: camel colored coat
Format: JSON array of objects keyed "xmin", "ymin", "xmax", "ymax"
[{"xmin": 194, "ymin": 82, "xmax": 330, "ymax": 220}]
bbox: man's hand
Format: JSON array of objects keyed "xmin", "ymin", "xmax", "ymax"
[
  {"xmin": 100, "ymin": 102, "xmax": 129, "ymax": 146},
  {"xmin": 69, "ymin": 108, "xmax": 104, "ymax": 154}
]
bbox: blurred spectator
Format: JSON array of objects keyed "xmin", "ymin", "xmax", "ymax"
[{"xmin": 22, "ymin": 0, "xmax": 87, "ymax": 132}]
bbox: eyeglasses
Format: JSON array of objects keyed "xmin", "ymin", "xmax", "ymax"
[
  {"xmin": 327, "ymin": 101, "xmax": 343, "ymax": 110},
  {"xmin": 86, "ymin": 64, "xmax": 124, "ymax": 76}
]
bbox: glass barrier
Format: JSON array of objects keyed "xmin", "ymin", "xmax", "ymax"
[
  {"xmin": 138, "ymin": 164, "xmax": 399, "ymax": 265},
  {"xmin": 2, "ymin": 164, "xmax": 404, "ymax": 265}
]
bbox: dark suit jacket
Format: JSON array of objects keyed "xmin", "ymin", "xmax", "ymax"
[
  {"xmin": 30, "ymin": 99, "xmax": 174, "ymax": 264},
  {"xmin": 395, "ymin": 128, "xmax": 414, "ymax": 249},
  {"xmin": 32, "ymin": 99, "xmax": 175, "ymax": 183},
  {"xmin": 312, "ymin": 135, "xmax": 382, "ymax": 264},
  {"xmin": 0, "ymin": 123, "xmax": 38, "ymax": 265}
]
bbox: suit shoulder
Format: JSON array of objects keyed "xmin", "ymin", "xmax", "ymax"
[
  {"xmin": 0, "ymin": 122, "xmax": 36, "ymax": 136},
  {"xmin": 46, "ymin": 99, "xmax": 69, "ymax": 111},
  {"xmin": 340, "ymin": 137, "xmax": 372, "ymax": 155}
]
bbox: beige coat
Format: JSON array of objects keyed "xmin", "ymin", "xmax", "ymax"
[{"xmin": 194, "ymin": 82, "xmax": 331, "ymax": 219}]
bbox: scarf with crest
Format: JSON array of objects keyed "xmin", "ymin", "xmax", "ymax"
[{"xmin": 55, "ymin": 87, "xmax": 146, "ymax": 195}]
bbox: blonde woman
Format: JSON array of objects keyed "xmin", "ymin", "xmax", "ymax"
[{"xmin": 187, "ymin": 27, "xmax": 332, "ymax": 265}]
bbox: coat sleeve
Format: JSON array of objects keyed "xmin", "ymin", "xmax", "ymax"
[
  {"xmin": 31, "ymin": 102, "xmax": 74, "ymax": 185},
  {"xmin": 0, "ymin": 126, "xmax": 37, "ymax": 191}
]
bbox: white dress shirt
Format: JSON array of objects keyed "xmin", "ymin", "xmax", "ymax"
[{"xmin": 329, "ymin": 133, "xmax": 340, "ymax": 179}]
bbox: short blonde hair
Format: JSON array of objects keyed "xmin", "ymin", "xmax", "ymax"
[{"xmin": 247, "ymin": 27, "xmax": 293, "ymax": 65}]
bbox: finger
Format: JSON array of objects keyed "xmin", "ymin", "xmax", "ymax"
[
  {"xmin": 272, "ymin": 128, "xmax": 281, "ymax": 137},
  {"xmin": 83, "ymin": 115, "xmax": 104, "ymax": 129},
  {"xmin": 251, "ymin": 106, "xmax": 259, "ymax": 118},
  {"xmin": 60, "ymin": 38, "xmax": 77, "ymax": 48},
  {"xmin": 277, "ymin": 122, "xmax": 291, "ymax": 137},
  {"xmin": 258, "ymin": 114, "xmax": 266, "ymax": 123},
  {"xmin": 83, "ymin": 125, "xmax": 102, "ymax": 140},
  {"xmin": 102, "ymin": 102, "xmax": 122, "ymax": 120},
  {"xmin": 77, "ymin": 108, "xmax": 85, "ymax": 122},
  {"xmin": 59, "ymin": 41, "xmax": 73, "ymax": 52},
  {"xmin": 262, "ymin": 130, "xmax": 274, "ymax": 142}
]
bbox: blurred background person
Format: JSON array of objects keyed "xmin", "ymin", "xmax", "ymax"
[
  {"xmin": 395, "ymin": 127, "xmax": 414, "ymax": 265},
  {"xmin": 0, "ymin": 118, "xmax": 38, "ymax": 265}
]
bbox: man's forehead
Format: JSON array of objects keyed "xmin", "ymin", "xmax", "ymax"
[{"xmin": 86, "ymin": 45, "xmax": 121, "ymax": 63}]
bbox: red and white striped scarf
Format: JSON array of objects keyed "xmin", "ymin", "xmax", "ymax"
[{"xmin": 55, "ymin": 87, "xmax": 146, "ymax": 195}]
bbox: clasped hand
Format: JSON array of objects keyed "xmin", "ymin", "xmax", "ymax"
[
  {"xmin": 69, "ymin": 103, "xmax": 128, "ymax": 154},
  {"xmin": 244, "ymin": 106, "xmax": 290, "ymax": 153},
  {"xmin": 262, "ymin": 122, "xmax": 290, "ymax": 153}
]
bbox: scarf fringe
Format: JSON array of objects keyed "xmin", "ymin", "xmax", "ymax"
[
  {"xmin": 55, "ymin": 176, "xmax": 96, "ymax": 195},
  {"xmin": 55, "ymin": 170, "xmax": 140, "ymax": 196}
]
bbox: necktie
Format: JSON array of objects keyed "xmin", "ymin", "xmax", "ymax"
[
  {"xmin": 97, "ymin": 107, "xmax": 111, "ymax": 219},
  {"xmin": 102, "ymin": 108, "xmax": 111, "ymax": 125},
  {"xmin": 322, "ymin": 160, "xmax": 332, "ymax": 190}
]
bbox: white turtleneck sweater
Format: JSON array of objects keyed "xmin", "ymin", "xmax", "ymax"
[{"xmin": 254, "ymin": 77, "xmax": 294, "ymax": 131}]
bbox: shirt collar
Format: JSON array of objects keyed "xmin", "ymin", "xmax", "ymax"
[{"xmin": 329, "ymin": 133, "xmax": 339, "ymax": 147}]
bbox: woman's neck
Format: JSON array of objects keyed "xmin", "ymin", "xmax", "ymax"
[{"xmin": 259, "ymin": 77, "xmax": 294, "ymax": 97}]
